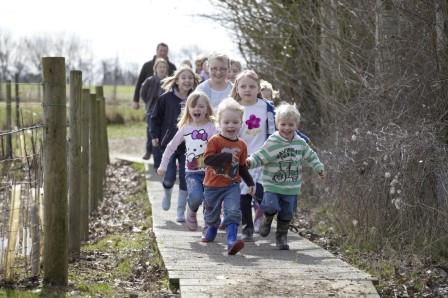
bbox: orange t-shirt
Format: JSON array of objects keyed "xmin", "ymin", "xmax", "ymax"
[{"xmin": 203, "ymin": 134, "xmax": 248, "ymax": 188}]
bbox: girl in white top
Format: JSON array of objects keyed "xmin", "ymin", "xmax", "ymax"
[
  {"xmin": 157, "ymin": 92, "xmax": 217, "ymax": 231},
  {"xmin": 231, "ymin": 70, "xmax": 276, "ymax": 241},
  {"xmin": 195, "ymin": 53, "xmax": 233, "ymax": 109}
]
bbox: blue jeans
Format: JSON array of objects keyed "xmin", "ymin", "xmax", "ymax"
[
  {"xmin": 163, "ymin": 150, "xmax": 186, "ymax": 191},
  {"xmin": 204, "ymin": 183, "xmax": 241, "ymax": 227},
  {"xmin": 261, "ymin": 192, "xmax": 297, "ymax": 221},
  {"xmin": 185, "ymin": 171, "xmax": 205, "ymax": 212}
]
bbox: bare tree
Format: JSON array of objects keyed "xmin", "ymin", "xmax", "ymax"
[{"xmin": 0, "ymin": 29, "xmax": 14, "ymax": 81}]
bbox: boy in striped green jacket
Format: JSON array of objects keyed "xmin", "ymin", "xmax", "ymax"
[{"xmin": 246, "ymin": 103, "xmax": 325, "ymax": 250}]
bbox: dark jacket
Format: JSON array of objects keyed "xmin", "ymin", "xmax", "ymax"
[
  {"xmin": 133, "ymin": 56, "xmax": 176, "ymax": 102},
  {"xmin": 150, "ymin": 90, "xmax": 186, "ymax": 153},
  {"xmin": 139, "ymin": 75, "xmax": 163, "ymax": 113}
]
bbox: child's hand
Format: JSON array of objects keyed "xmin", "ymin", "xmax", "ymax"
[
  {"xmin": 152, "ymin": 138, "xmax": 159, "ymax": 147},
  {"xmin": 318, "ymin": 171, "xmax": 325, "ymax": 179},
  {"xmin": 248, "ymin": 185, "xmax": 256, "ymax": 197},
  {"xmin": 246, "ymin": 158, "xmax": 251, "ymax": 168},
  {"xmin": 157, "ymin": 167, "xmax": 165, "ymax": 177}
]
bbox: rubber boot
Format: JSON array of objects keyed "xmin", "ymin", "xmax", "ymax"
[
  {"xmin": 259, "ymin": 213, "xmax": 275, "ymax": 237},
  {"xmin": 276, "ymin": 220, "xmax": 290, "ymax": 250},
  {"xmin": 162, "ymin": 187, "xmax": 173, "ymax": 211},
  {"xmin": 202, "ymin": 226, "xmax": 218, "ymax": 242},
  {"xmin": 176, "ymin": 190, "xmax": 188, "ymax": 222},
  {"xmin": 226, "ymin": 223, "xmax": 244, "ymax": 255}
]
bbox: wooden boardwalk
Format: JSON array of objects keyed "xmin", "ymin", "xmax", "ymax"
[{"xmin": 140, "ymin": 163, "xmax": 380, "ymax": 297}]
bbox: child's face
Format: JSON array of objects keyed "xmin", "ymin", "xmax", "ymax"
[
  {"xmin": 260, "ymin": 88, "xmax": 273, "ymax": 100},
  {"xmin": 227, "ymin": 64, "xmax": 241, "ymax": 82},
  {"xmin": 277, "ymin": 117, "xmax": 298, "ymax": 141},
  {"xmin": 219, "ymin": 110, "xmax": 242, "ymax": 140},
  {"xmin": 189, "ymin": 97, "xmax": 209, "ymax": 124},
  {"xmin": 176, "ymin": 70, "xmax": 195, "ymax": 95},
  {"xmin": 209, "ymin": 59, "xmax": 228, "ymax": 82},
  {"xmin": 237, "ymin": 76, "xmax": 259, "ymax": 104},
  {"xmin": 155, "ymin": 63, "xmax": 168, "ymax": 78}
]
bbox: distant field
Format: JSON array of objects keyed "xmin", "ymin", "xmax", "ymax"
[
  {"xmin": 0, "ymin": 100, "xmax": 144, "ymax": 131},
  {"xmin": 0, "ymin": 83, "xmax": 135, "ymax": 104}
]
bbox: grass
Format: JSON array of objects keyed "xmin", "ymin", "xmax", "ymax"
[{"xmin": 107, "ymin": 122, "xmax": 146, "ymax": 139}]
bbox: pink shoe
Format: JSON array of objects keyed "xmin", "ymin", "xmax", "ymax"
[{"xmin": 186, "ymin": 207, "xmax": 198, "ymax": 231}]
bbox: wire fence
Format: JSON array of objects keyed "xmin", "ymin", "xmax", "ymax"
[
  {"xmin": 0, "ymin": 98, "xmax": 44, "ymax": 282},
  {"xmin": 0, "ymin": 66, "xmax": 109, "ymax": 285}
]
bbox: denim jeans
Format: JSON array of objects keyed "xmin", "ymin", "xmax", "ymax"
[
  {"xmin": 261, "ymin": 192, "xmax": 297, "ymax": 221},
  {"xmin": 185, "ymin": 171, "xmax": 205, "ymax": 212},
  {"xmin": 162, "ymin": 150, "xmax": 186, "ymax": 191},
  {"xmin": 204, "ymin": 183, "xmax": 241, "ymax": 227}
]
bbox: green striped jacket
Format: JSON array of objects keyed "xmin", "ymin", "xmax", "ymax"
[{"xmin": 247, "ymin": 132, "xmax": 324, "ymax": 195}]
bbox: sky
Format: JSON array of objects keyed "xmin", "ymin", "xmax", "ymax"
[{"xmin": 0, "ymin": 0, "xmax": 240, "ymax": 67}]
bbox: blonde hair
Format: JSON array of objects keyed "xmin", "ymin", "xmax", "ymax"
[
  {"xmin": 275, "ymin": 102, "xmax": 301, "ymax": 125},
  {"xmin": 178, "ymin": 92, "xmax": 215, "ymax": 128},
  {"xmin": 153, "ymin": 58, "xmax": 168, "ymax": 72},
  {"xmin": 260, "ymin": 79, "xmax": 279, "ymax": 100},
  {"xmin": 180, "ymin": 59, "xmax": 193, "ymax": 68},
  {"xmin": 216, "ymin": 97, "xmax": 244, "ymax": 124},
  {"xmin": 208, "ymin": 53, "xmax": 230, "ymax": 69},
  {"xmin": 161, "ymin": 66, "xmax": 200, "ymax": 92},
  {"xmin": 230, "ymin": 70, "xmax": 260, "ymax": 101}
]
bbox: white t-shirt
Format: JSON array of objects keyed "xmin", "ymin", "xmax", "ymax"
[
  {"xmin": 239, "ymin": 99, "xmax": 269, "ymax": 194},
  {"xmin": 195, "ymin": 80, "xmax": 233, "ymax": 109}
]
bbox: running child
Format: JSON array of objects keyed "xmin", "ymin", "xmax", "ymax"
[
  {"xmin": 246, "ymin": 103, "xmax": 325, "ymax": 250},
  {"xmin": 202, "ymin": 98, "xmax": 255, "ymax": 255},
  {"xmin": 150, "ymin": 66, "xmax": 200, "ymax": 222},
  {"xmin": 157, "ymin": 92, "xmax": 217, "ymax": 230}
]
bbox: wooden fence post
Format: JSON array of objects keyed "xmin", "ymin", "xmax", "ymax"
[
  {"xmin": 88, "ymin": 93, "xmax": 98, "ymax": 212},
  {"xmin": 6, "ymin": 80, "xmax": 12, "ymax": 158},
  {"xmin": 95, "ymin": 86, "xmax": 105, "ymax": 202},
  {"xmin": 15, "ymin": 73, "xmax": 20, "ymax": 128},
  {"xmin": 80, "ymin": 88, "xmax": 90, "ymax": 241},
  {"xmin": 42, "ymin": 57, "xmax": 68, "ymax": 287},
  {"xmin": 68, "ymin": 70, "xmax": 82, "ymax": 259}
]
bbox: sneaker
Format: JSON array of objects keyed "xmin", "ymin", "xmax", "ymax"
[
  {"xmin": 142, "ymin": 152, "xmax": 150, "ymax": 160},
  {"xmin": 185, "ymin": 208, "xmax": 198, "ymax": 231},
  {"xmin": 241, "ymin": 230, "xmax": 254, "ymax": 242}
]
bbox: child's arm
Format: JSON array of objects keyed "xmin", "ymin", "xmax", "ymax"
[
  {"xmin": 240, "ymin": 143, "xmax": 255, "ymax": 196},
  {"xmin": 150, "ymin": 97, "xmax": 165, "ymax": 146},
  {"xmin": 302, "ymin": 143, "xmax": 325, "ymax": 176},
  {"xmin": 246, "ymin": 138, "xmax": 274, "ymax": 169},
  {"xmin": 157, "ymin": 126, "xmax": 186, "ymax": 176},
  {"xmin": 204, "ymin": 137, "xmax": 233, "ymax": 166}
]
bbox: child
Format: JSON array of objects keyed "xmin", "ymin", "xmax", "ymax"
[
  {"xmin": 246, "ymin": 103, "xmax": 325, "ymax": 250},
  {"xmin": 195, "ymin": 53, "xmax": 233, "ymax": 109},
  {"xmin": 230, "ymin": 70, "xmax": 276, "ymax": 241},
  {"xmin": 202, "ymin": 98, "xmax": 255, "ymax": 255},
  {"xmin": 150, "ymin": 66, "xmax": 200, "ymax": 222},
  {"xmin": 157, "ymin": 92, "xmax": 217, "ymax": 231},
  {"xmin": 259, "ymin": 79, "xmax": 278, "ymax": 104},
  {"xmin": 138, "ymin": 58, "xmax": 169, "ymax": 163},
  {"xmin": 227, "ymin": 59, "xmax": 242, "ymax": 83}
]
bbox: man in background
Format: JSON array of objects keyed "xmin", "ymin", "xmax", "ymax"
[{"xmin": 133, "ymin": 42, "xmax": 176, "ymax": 109}]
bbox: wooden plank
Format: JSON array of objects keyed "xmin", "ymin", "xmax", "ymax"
[{"xmin": 137, "ymin": 162, "xmax": 380, "ymax": 297}]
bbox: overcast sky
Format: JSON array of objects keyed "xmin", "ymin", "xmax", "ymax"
[{"xmin": 0, "ymin": 0, "xmax": 240, "ymax": 66}]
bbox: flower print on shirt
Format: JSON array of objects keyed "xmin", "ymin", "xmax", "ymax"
[
  {"xmin": 245, "ymin": 114, "xmax": 261, "ymax": 136},
  {"xmin": 185, "ymin": 129, "xmax": 208, "ymax": 171}
]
